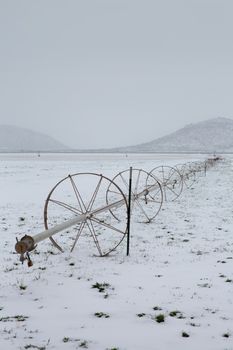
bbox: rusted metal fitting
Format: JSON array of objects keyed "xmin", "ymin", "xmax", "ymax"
[
  {"xmin": 15, "ymin": 235, "xmax": 36, "ymax": 254},
  {"xmin": 15, "ymin": 235, "xmax": 35, "ymax": 267}
]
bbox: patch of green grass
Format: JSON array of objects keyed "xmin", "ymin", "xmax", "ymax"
[
  {"xmin": 15, "ymin": 315, "xmax": 28, "ymax": 321},
  {"xmin": 155, "ymin": 314, "xmax": 165, "ymax": 323},
  {"xmin": 181, "ymin": 331, "xmax": 190, "ymax": 338},
  {"xmin": 92, "ymin": 282, "xmax": 110, "ymax": 293},
  {"xmin": 189, "ymin": 322, "xmax": 200, "ymax": 327},
  {"xmin": 169, "ymin": 310, "xmax": 185, "ymax": 319},
  {"xmin": 94, "ymin": 312, "xmax": 110, "ymax": 318},
  {"xmin": 197, "ymin": 283, "xmax": 211, "ymax": 288},
  {"xmin": 222, "ymin": 333, "xmax": 230, "ymax": 338},
  {"xmin": 19, "ymin": 282, "xmax": 27, "ymax": 290},
  {"xmin": 79, "ymin": 340, "xmax": 88, "ymax": 348},
  {"xmin": 153, "ymin": 306, "xmax": 162, "ymax": 311},
  {"xmin": 24, "ymin": 346, "xmax": 45, "ymax": 350},
  {"xmin": 62, "ymin": 337, "xmax": 81, "ymax": 343},
  {"xmin": 0, "ymin": 315, "xmax": 28, "ymax": 322},
  {"xmin": 63, "ymin": 337, "xmax": 70, "ymax": 343},
  {"xmin": 0, "ymin": 316, "xmax": 11, "ymax": 322},
  {"xmin": 169, "ymin": 310, "xmax": 179, "ymax": 317}
]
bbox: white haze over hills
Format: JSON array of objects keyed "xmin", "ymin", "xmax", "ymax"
[
  {"xmin": 111, "ymin": 117, "xmax": 233, "ymax": 153},
  {"xmin": 0, "ymin": 125, "xmax": 69, "ymax": 152},
  {"xmin": 1, "ymin": 117, "xmax": 233, "ymax": 152}
]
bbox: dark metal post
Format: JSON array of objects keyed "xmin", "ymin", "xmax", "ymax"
[{"xmin": 127, "ymin": 167, "xmax": 133, "ymax": 256}]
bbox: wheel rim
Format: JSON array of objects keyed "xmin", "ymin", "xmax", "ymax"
[
  {"xmin": 44, "ymin": 173, "xmax": 128, "ymax": 256},
  {"xmin": 149, "ymin": 165, "xmax": 183, "ymax": 201},
  {"xmin": 106, "ymin": 168, "xmax": 163, "ymax": 223}
]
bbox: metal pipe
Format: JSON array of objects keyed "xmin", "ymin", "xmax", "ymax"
[
  {"xmin": 34, "ymin": 197, "xmax": 127, "ymax": 244},
  {"xmin": 15, "ymin": 180, "xmax": 161, "ymax": 256},
  {"xmin": 15, "ymin": 158, "xmax": 218, "ymax": 261}
]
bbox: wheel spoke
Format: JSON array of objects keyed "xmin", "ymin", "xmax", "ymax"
[
  {"xmin": 49, "ymin": 198, "xmax": 81, "ymax": 215},
  {"xmin": 134, "ymin": 169, "xmax": 141, "ymax": 194},
  {"xmin": 69, "ymin": 175, "xmax": 87, "ymax": 213},
  {"xmin": 147, "ymin": 185, "xmax": 161, "ymax": 200},
  {"xmin": 70, "ymin": 221, "xmax": 86, "ymax": 252},
  {"xmin": 133, "ymin": 197, "xmax": 151, "ymax": 222},
  {"xmin": 164, "ymin": 172, "xmax": 176, "ymax": 186},
  {"xmin": 86, "ymin": 220, "xmax": 103, "ymax": 256},
  {"xmin": 120, "ymin": 173, "xmax": 129, "ymax": 191},
  {"xmin": 86, "ymin": 176, "xmax": 103, "ymax": 212},
  {"xmin": 165, "ymin": 185, "xmax": 179, "ymax": 198},
  {"xmin": 163, "ymin": 186, "xmax": 167, "ymax": 201},
  {"xmin": 108, "ymin": 189, "xmax": 122, "ymax": 196},
  {"xmin": 162, "ymin": 166, "xmax": 165, "ymax": 184},
  {"xmin": 90, "ymin": 216, "xmax": 126, "ymax": 235}
]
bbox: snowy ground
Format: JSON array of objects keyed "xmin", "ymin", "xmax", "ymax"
[{"xmin": 1, "ymin": 153, "xmax": 233, "ymax": 350}]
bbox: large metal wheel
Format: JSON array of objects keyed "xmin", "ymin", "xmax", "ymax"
[
  {"xmin": 192, "ymin": 161, "xmax": 206, "ymax": 178},
  {"xmin": 182, "ymin": 162, "xmax": 197, "ymax": 188},
  {"xmin": 149, "ymin": 165, "xmax": 183, "ymax": 202},
  {"xmin": 44, "ymin": 173, "xmax": 128, "ymax": 256},
  {"xmin": 175, "ymin": 163, "xmax": 196, "ymax": 189},
  {"xmin": 106, "ymin": 168, "xmax": 163, "ymax": 223}
]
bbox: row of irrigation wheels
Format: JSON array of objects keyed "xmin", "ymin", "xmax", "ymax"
[{"xmin": 43, "ymin": 162, "xmax": 208, "ymax": 256}]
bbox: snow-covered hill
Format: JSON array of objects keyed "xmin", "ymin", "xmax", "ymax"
[
  {"xmin": 2, "ymin": 118, "xmax": 233, "ymax": 153},
  {"xmin": 0, "ymin": 125, "xmax": 69, "ymax": 152},
  {"xmin": 112, "ymin": 117, "xmax": 233, "ymax": 153}
]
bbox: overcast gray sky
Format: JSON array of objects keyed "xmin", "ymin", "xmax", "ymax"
[{"xmin": 1, "ymin": 0, "xmax": 233, "ymax": 149}]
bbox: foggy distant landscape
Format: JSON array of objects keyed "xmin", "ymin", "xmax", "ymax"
[{"xmin": 1, "ymin": 117, "xmax": 233, "ymax": 153}]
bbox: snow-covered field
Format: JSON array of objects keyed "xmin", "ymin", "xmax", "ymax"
[{"xmin": 1, "ymin": 153, "xmax": 233, "ymax": 350}]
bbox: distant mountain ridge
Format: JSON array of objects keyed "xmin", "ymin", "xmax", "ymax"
[
  {"xmin": 0, "ymin": 125, "xmax": 69, "ymax": 152},
  {"xmin": 1, "ymin": 118, "xmax": 233, "ymax": 153},
  {"xmin": 109, "ymin": 117, "xmax": 233, "ymax": 153}
]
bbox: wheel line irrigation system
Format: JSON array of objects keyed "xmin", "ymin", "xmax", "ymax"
[{"xmin": 14, "ymin": 156, "xmax": 222, "ymax": 267}]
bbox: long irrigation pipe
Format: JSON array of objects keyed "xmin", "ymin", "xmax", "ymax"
[
  {"xmin": 14, "ymin": 157, "xmax": 221, "ymax": 265},
  {"xmin": 15, "ymin": 178, "xmax": 161, "ymax": 259}
]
